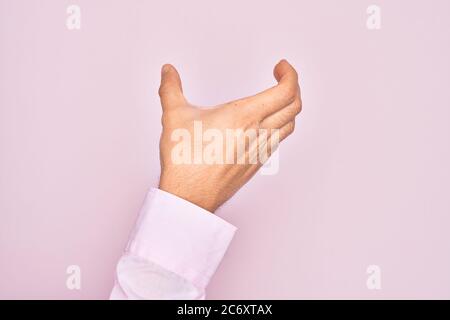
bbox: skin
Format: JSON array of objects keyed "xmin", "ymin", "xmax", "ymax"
[{"xmin": 158, "ymin": 59, "xmax": 302, "ymax": 212}]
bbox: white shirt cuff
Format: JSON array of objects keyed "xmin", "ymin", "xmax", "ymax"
[{"xmin": 125, "ymin": 188, "xmax": 237, "ymax": 289}]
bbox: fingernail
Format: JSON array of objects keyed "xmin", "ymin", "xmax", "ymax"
[{"xmin": 162, "ymin": 64, "xmax": 170, "ymax": 74}]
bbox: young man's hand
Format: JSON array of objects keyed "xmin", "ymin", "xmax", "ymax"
[{"xmin": 158, "ymin": 60, "xmax": 302, "ymax": 212}]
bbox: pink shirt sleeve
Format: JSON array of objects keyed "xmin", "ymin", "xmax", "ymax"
[{"xmin": 110, "ymin": 188, "xmax": 237, "ymax": 300}]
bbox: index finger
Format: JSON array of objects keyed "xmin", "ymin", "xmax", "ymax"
[{"xmin": 240, "ymin": 59, "xmax": 299, "ymax": 120}]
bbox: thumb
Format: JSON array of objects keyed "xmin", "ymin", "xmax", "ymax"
[
  {"xmin": 158, "ymin": 64, "xmax": 186, "ymax": 110},
  {"xmin": 273, "ymin": 59, "xmax": 298, "ymax": 84}
]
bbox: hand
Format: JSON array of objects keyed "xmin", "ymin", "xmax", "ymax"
[{"xmin": 158, "ymin": 60, "xmax": 302, "ymax": 212}]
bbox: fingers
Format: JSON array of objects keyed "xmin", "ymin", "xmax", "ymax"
[
  {"xmin": 260, "ymin": 92, "xmax": 302, "ymax": 129},
  {"xmin": 279, "ymin": 120, "xmax": 296, "ymax": 142},
  {"xmin": 158, "ymin": 64, "xmax": 186, "ymax": 111},
  {"xmin": 243, "ymin": 59, "xmax": 299, "ymax": 120}
]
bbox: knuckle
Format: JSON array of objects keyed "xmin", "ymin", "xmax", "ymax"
[
  {"xmin": 158, "ymin": 85, "xmax": 165, "ymax": 97},
  {"xmin": 161, "ymin": 113, "xmax": 168, "ymax": 126},
  {"xmin": 279, "ymin": 83, "xmax": 297, "ymax": 102},
  {"xmin": 288, "ymin": 121, "xmax": 295, "ymax": 133},
  {"xmin": 292, "ymin": 68, "xmax": 299, "ymax": 81},
  {"xmin": 285, "ymin": 99, "xmax": 301, "ymax": 118},
  {"xmin": 161, "ymin": 111, "xmax": 175, "ymax": 127},
  {"xmin": 158, "ymin": 83, "xmax": 172, "ymax": 97},
  {"xmin": 294, "ymin": 99, "xmax": 302, "ymax": 115}
]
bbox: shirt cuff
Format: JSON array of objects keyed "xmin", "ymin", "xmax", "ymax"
[{"xmin": 125, "ymin": 188, "xmax": 237, "ymax": 290}]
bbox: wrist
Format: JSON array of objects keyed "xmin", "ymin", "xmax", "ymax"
[{"xmin": 159, "ymin": 174, "xmax": 218, "ymax": 213}]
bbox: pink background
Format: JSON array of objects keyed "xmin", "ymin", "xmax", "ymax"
[{"xmin": 1, "ymin": 0, "xmax": 450, "ymax": 299}]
